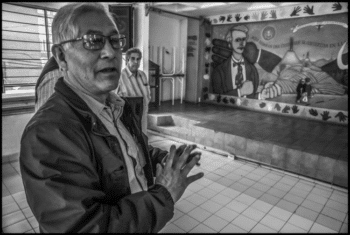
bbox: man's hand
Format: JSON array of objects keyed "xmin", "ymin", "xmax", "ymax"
[{"xmin": 155, "ymin": 145, "xmax": 204, "ymax": 203}]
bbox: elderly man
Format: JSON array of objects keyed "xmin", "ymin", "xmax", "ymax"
[
  {"xmin": 20, "ymin": 3, "xmax": 203, "ymax": 233},
  {"xmin": 117, "ymin": 47, "xmax": 151, "ymax": 133},
  {"xmin": 211, "ymin": 25, "xmax": 259, "ymax": 98}
]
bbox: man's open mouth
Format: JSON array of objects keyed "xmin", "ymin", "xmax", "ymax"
[{"xmin": 99, "ymin": 68, "xmax": 117, "ymax": 73}]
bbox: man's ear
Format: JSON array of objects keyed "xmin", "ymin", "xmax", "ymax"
[{"xmin": 51, "ymin": 44, "xmax": 68, "ymax": 71}]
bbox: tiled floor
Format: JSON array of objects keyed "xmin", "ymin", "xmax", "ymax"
[{"xmin": 2, "ymin": 130, "xmax": 348, "ymax": 233}]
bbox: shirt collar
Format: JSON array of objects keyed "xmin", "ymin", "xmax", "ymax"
[
  {"xmin": 125, "ymin": 66, "xmax": 138, "ymax": 78},
  {"xmin": 64, "ymin": 79, "xmax": 125, "ymax": 116},
  {"xmin": 231, "ymin": 56, "xmax": 244, "ymax": 64}
]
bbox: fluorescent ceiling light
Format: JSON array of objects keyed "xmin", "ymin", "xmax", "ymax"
[
  {"xmin": 248, "ymin": 2, "xmax": 276, "ymax": 10},
  {"xmin": 200, "ymin": 3, "xmax": 226, "ymax": 9}
]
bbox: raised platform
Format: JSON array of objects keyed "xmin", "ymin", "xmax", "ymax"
[{"xmin": 148, "ymin": 101, "xmax": 348, "ymax": 188}]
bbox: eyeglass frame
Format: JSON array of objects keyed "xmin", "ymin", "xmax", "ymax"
[{"xmin": 53, "ymin": 34, "xmax": 127, "ymax": 51}]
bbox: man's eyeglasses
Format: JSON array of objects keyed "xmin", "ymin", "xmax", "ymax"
[{"xmin": 55, "ymin": 34, "xmax": 126, "ymax": 50}]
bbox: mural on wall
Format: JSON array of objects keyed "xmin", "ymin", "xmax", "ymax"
[{"xmin": 202, "ymin": 3, "xmax": 348, "ymax": 124}]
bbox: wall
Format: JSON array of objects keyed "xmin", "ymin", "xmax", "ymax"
[
  {"xmin": 2, "ymin": 113, "xmax": 34, "ymax": 160},
  {"xmin": 185, "ymin": 19, "xmax": 200, "ymax": 102},
  {"xmin": 149, "ymin": 11, "xmax": 188, "ymax": 102}
]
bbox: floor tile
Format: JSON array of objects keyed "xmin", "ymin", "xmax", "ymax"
[
  {"xmin": 2, "ymin": 210, "xmax": 26, "ymax": 228},
  {"xmin": 306, "ymin": 193, "xmax": 328, "ymax": 205},
  {"xmin": 172, "ymin": 214, "xmax": 199, "ymax": 232},
  {"xmin": 204, "ymin": 172, "xmax": 222, "ymax": 182},
  {"xmin": 259, "ymin": 193, "xmax": 281, "ymax": 206},
  {"xmin": 301, "ymin": 199, "xmax": 324, "ymax": 213},
  {"xmin": 283, "ymin": 193, "xmax": 305, "ymax": 205},
  {"xmin": 2, "ymin": 195, "xmax": 15, "ymax": 206},
  {"xmin": 251, "ymin": 223, "xmax": 277, "ymax": 233},
  {"xmin": 185, "ymin": 193, "xmax": 208, "ymax": 206},
  {"xmin": 340, "ymin": 222, "xmax": 348, "ymax": 233},
  {"xmin": 196, "ymin": 187, "xmax": 217, "ymax": 199},
  {"xmin": 207, "ymin": 182, "xmax": 226, "ymax": 192},
  {"xmin": 159, "ymin": 223, "xmax": 185, "ymax": 233},
  {"xmin": 2, "ymin": 220, "xmax": 32, "ymax": 233},
  {"xmin": 17, "ymin": 199, "xmax": 30, "ymax": 210},
  {"xmin": 214, "ymin": 168, "xmax": 230, "ymax": 177},
  {"xmin": 273, "ymin": 182, "xmax": 293, "ymax": 192},
  {"xmin": 12, "ymin": 191, "xmax": 26, "ymax": 203},
  {"xmin": 228, "ymin": 182, "xmax": 249, "ymax": 193},
  {"xmin": 28, "ymin": 216, "xmax": 39, "ymax": 229},
  {"xmin": 321, "ymin": 206, "xmax": 347, "ymax": 222},
  {"xmin": 226, "ymin": 200, "xmax": 249, "ymax": 213},
  {"xmin": 280, "ymin": 222, "xmax": 308, "ymax": 233},
  {"xmin": 311, "ymin": 186, "xmax": 333, "ymax": 198},
  {"xmin": 316, "ymin": 214, "xmax": 343, "ymax": 232},
  {"xmin": 330, "ymin": 192, "xmax": 348, "ymax": 205},
  {"xmin": 245, "ymin": 172, "xmax": 262, "ymax": 181},
  {"xmin": 225, "ymin": 172, "xmax": 242, "ymax": 181},
  {"xmin": 169, "ymin": 209, "xmax": 184, "ymax": 223},
  {"xmin": 268, "ymin": 206, "xmax": 293, "ymax": 222},
  {"xmin": 288, "ymin": 214, "xmax": 314, "ymax": 231},
  {"xmin": 220, "ymin": 223, "xmax": 247, "ymax": 233},
  {"xmin": 266, "ymin": 187, "xmax": 288, "ymax": 199},
  {"xmin": 251, "ymin": 168, "xmax": 270, "ymax": 177},
  {"xmin": 264, "ymin": 172, "xmax": 283, "ymax": 181},
  {"xmin": 239, "ymin": 164, "xmax": 256, "ymax": 172},
  {"xmin": 325, "ymin": 199, "xmax": 348, "ymax": 213},
  {"xmin": 210, "ymin": 193, "xmax": 232, "ymax": 206},
  {"xmin": 242, "ymin": 206, "xmax": 266, "ymax": 222},
  {"xmin": 289, "ymin": 187, "xmax": 310, "ymax": 198},
  {"xmin": 214, "ymin": 207, "xmax": 239, "ymax": 222},
  {"xmin": 190, "ymin": 223, "xmax": 216, "ymax": 233},
  {"xmin": 295, "ymin": 206, "xmax": 319, "ymax": 222},
  {"xmin": 259, "ymin": 177, "xmax": 278, "ymax": 187},
  {"xmin": 294, "ymin": 181, "xmax": 314, "ymax": 192},
  {"xmin": 199, "ymin": 199, "xmax": 223, "ymax": 214},
  {"xmin": 2, "ymin": 202, "xmax": 20, "ymax": 216},
  {"xmin": 34, "ymin": 227, "xmax": 40, "ymax": 233},
  {"xmin": 252, "ymin": 182, "xmax": 271, "ymax": 193},
  {"xmin": 244, "ymin": 187, "xmax": 265, "ymax": 199},
  {"xmin": 260, "ymin": 214, "xmax": 286, "ymax": 231},
  {"xmin": 216, "ymin": 177, "xmax": 234, "ymax": 187},
  {"xmin": 202, "ymin": 214, "xmax": 229, "ymax": 232},
  {"xmin": 279, "ymin": 175, "xmax": 299, "ymax": 186},
  {"xmin": 309, "ymin": 222, "xmax": 338, "ymax": 233},
  {"xmin": 235, "ymin": 193, "xmax": 256, "ymax": 206},
  {"xmin": 186, "ymin": 182, "xmax": 204, "ymax": 192},
  {"xmin": 195, "ymin": 177, "xmax": 214, "ymax": 187},
  {"xmin": 24, "ymin": 229, "xmax": 35, "ymax": 233},
  {"xmin": 233, "ymin": 168, "xmax": 250, "ymax": 176},
  {"xmin": 237, "ymin": 177, "xmax": 255, "ymax": 187},
  {"xmin": 175, "ymin": 199, "xmax": 197, "ymax": 214},
  {"xmin": 219, "ymin": 187, "xmax": 241, "ymax": 199},
  {"xmin": 276, "ymin": 199, "xmax": 299, "ymax": 213},
  {"xmin": 187, "ymin": 207, "xmax": 212, "ymax": 222},
  {"xmin": 231, "ymin": 214, "xmax": 258, "ymax": 232},
  {"xmin": 250, "ymin": 199, "xmax": 274, "ymax": 213}
]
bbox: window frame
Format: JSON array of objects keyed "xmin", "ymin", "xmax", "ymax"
[{"xmin": 2, "ymin": 2, "xmax": 57, "ymax": 115}]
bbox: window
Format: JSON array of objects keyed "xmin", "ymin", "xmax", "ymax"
[{"xmin": 2, "ymin": 3, "xmax": 56, "ymax": 95}]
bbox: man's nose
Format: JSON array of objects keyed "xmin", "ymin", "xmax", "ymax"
[{"xmin": 100, "ymin": 39, "xmax": 118, "ymax": 59}]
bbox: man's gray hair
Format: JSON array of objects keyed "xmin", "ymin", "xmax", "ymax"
[
  {"xmin": 52, "ymin": 3, "xmax": 117, "ymax": 50},
  {"xmin": 125, "ymin": 47, "xmax": 142, "ymax": 62}
]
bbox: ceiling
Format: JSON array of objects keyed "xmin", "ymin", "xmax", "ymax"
[
  {"xmin": 150, "ymin": 2, "xmax": 309, "ymax": 17},
  {"xmin": 17, "ymin": 2, "xmax": 310, "ymax": 18}
]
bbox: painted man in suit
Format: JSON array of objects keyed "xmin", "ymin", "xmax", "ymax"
[{"xmin": 211, "ymin": 25, "xmax": 259, "ymax": 98}]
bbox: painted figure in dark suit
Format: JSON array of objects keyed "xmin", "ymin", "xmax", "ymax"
[{"xmin": 211, "ymin": 25, "xmax": 259, "ymax": 98}]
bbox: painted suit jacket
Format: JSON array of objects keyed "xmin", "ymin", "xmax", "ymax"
[{"xmin": 211, "ymin": 57, "xmax": 259, "ymax": 99}]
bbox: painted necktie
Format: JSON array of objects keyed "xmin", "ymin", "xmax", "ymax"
[{"xmin": 233, "ymin": 61, "xmax": 244, "ymax": 89}]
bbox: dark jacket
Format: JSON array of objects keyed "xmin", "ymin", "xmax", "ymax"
[
  {"xmin": 20, "ymin": 77, "xmax": 173, "ymax": 233},
  {"xmin": 211, "ymin": 57, "xmax": 259, "ymax": 98}
]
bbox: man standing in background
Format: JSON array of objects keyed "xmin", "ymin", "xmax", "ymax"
[{"xmin": 117, "ymin": 47, "xmax": 151, "ymax": 133}]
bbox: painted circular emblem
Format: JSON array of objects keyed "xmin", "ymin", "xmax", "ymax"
[{"xmin": 262, "ymin": 26, "xmax": 276, "ymax": 41}]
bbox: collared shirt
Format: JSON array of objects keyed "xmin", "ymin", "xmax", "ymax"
[
  {"xmin": 230, "ymin": 56, "xmax": 246, "ymax": 90},
  {"xmin": 64, "ymin": 79, "xmax": 148, "ymax": 193},
  {"xmin": 117, "ymin": 66, "xmax": 151, "ymax": 133}
]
